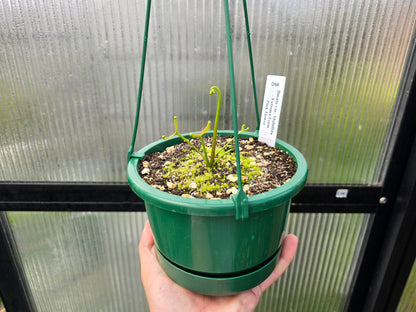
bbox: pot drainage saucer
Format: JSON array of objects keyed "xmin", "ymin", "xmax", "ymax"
[{"xmin": 155, "ymin": 246, "xmax": 281, "ymax": 296}]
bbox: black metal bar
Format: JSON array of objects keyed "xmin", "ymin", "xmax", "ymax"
[
  {"xmin": 362, "ymin": 129, "xmax": 416, "ymax": 311},
  {"xmin": 0, "ymin": 212, "xmax": 36, "ymax": 312},
  {"xmin": 347, "ymin": 33, "xmax": 416, "ymax": 312},
  {"xmin": 0, "ymin": 183, "xmax": 145, "ymax": 212},
  {"xmin": 382, "ymin": 140, "xmax": 416, "ymax": 311},
  {"xmin": 0, "ymin": 183, "xmax": 380, "ymax": 213},
  {"xmin": 292, "ymin": 184, "xmax": 381, "ymax": 213},
  {"xmin": 0, "ymin": 183, "xmax": 140, "ymax": 203}
]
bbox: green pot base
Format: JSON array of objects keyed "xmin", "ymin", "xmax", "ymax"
[{"xmin": 156, "ymin": 246, "xmax": 282, "ymax": 296}]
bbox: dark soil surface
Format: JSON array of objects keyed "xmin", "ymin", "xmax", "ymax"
[{"xmin": 138, "ymin": 136, "xmax": 297, "ymax": 199}]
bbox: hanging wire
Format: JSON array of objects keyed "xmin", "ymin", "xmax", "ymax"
[
  {"xmin": 223, "ymin": 0, "xmax": 249, "ymax": 219},
  {"xmin": 127, "ymin": 0, "xmax": 152, "ymax": 162},
  {"xmin": 128, "ymin": 0, "xmax": 257, "ymax": 219},
  {"xmin": 242, "ymin": 0, "xmax": 261, "ymax": 130}
]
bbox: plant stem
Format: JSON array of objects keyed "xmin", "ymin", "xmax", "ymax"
[
  {"xmin": 216, "ymin": 125, "xmax": 249, "ymax": 154},
  {"xmin": 163, "ymin": 116, "xmax": 204, "ymax": 159},
  {"xmin": 190, "ymin": 121, "xmax": 211, "ymax": 166},
  {"xmin": 209, "ymin": 86, "xmax": 222, "ymax": 167},
  {"xmin": 162, "ymin": 88, "xmax": 248, "ymax": 170}
]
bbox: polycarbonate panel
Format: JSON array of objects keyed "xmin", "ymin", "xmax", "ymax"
[
  {"xmin": 6, "ymin": 211, "xmax": 149, "ymax": 312},
  {"xmin": 0, "ymin": 0, "xmax": 415, "ymax": 183},
  {"xmin": 6, "ymin": 211, "xmax": 370, "ymax": 312},
  {"xmin": 256, "ymin": 213, "xmax": 370, "ymax": 312},
  {"xmin": 396, "ymin": 258, "xmax": 416, "ymax": 312}
]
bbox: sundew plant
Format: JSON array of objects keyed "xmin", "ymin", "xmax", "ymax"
[{"xmin": 162, "ymin": 86, "xmax": 249, "ymax": 169}]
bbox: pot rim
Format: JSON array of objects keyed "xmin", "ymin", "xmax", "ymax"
[{"xmin": 127, "ymin": 131, "xmax": 308, "ymax": 216}]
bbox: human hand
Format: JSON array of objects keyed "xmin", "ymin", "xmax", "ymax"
[{"xmin": 138, "ymin": 220, "xmax": 298, "ymax": 312}]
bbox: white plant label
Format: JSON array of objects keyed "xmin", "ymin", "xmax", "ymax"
[{"xmin": 258, "ymin": 75, "xmax": 286, "ymax": 147}]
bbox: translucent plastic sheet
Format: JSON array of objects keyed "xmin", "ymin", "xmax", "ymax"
[
  {"xmin": 7, "ymin": 211, "xmax": 370, "ymax": 312},
  {"xmin": 1, "ymin": 0, "xmax": 415, "ymax": 183}
]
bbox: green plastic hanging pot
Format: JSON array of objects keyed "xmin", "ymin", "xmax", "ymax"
[
  {"xmin": 127, "ymin": 130, "xmax": 307, "ymax": 295},
  {"xmin": 127, "ymin": 0, "xmax": 308, "ymax": 296}
]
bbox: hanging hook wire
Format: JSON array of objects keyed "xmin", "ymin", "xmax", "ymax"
[{"xmin": 127, "ymin": 0, "xmax": 152, "ymax": 162}]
